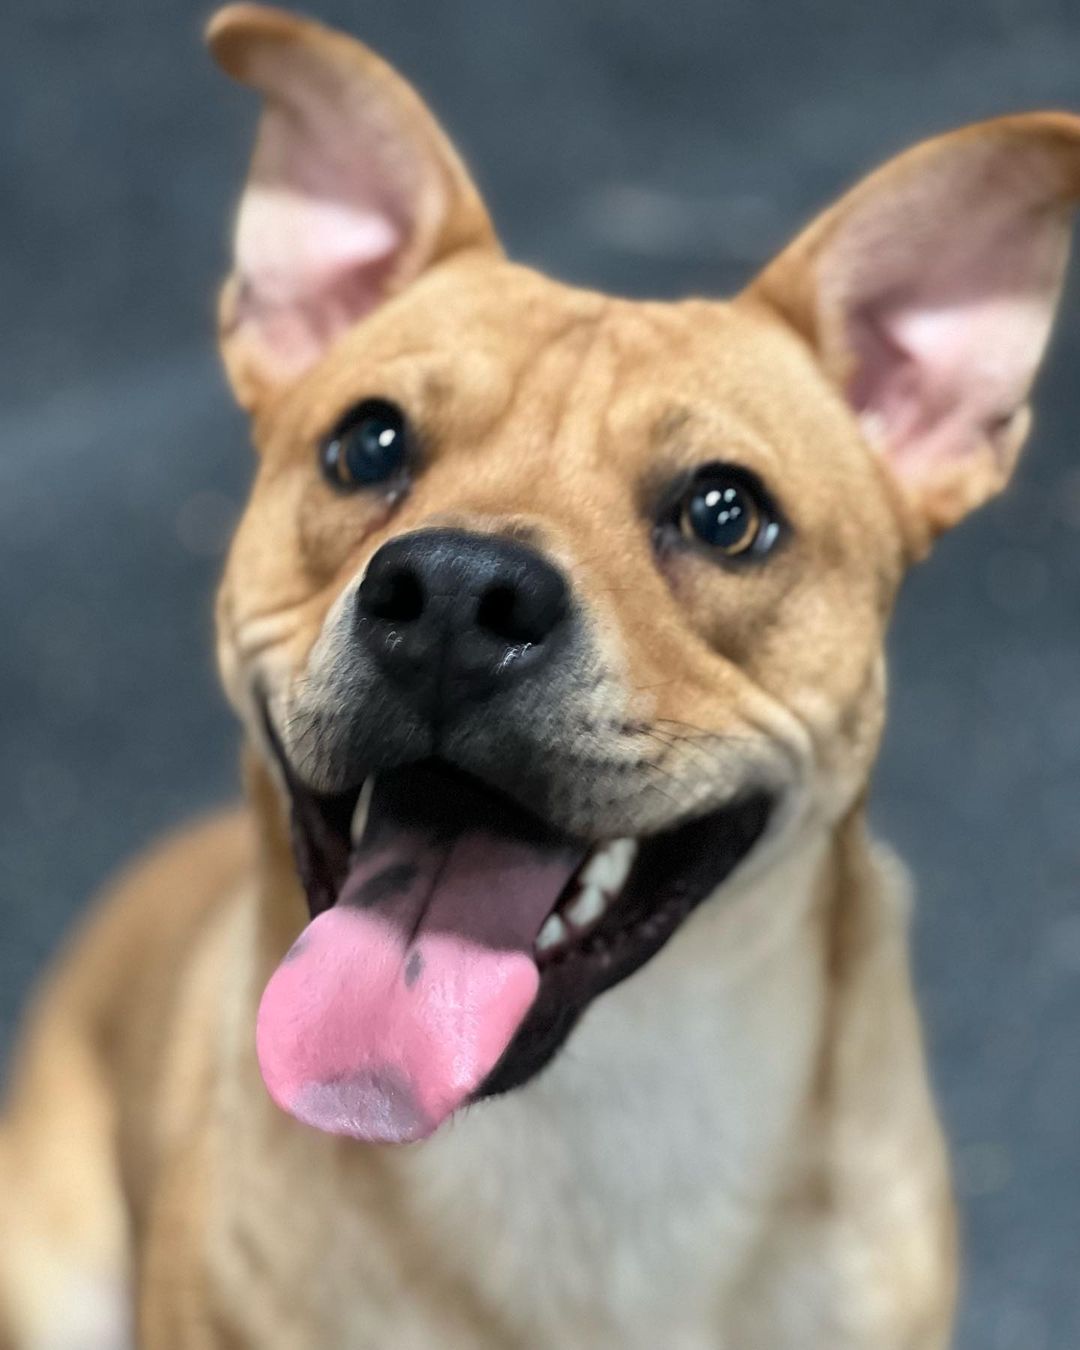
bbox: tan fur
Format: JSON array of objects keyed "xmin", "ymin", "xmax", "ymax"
[{"xmin": 4, "ymin": 7, "xmax": 1079, "ymax": 1346}]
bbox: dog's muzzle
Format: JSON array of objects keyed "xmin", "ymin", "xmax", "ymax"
[{"xmin": 257, "ymin": 528, "xmax": 776, "ymax": 1144}]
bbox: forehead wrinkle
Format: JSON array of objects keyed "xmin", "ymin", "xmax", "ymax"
[
  {"xmin": 593, "ymin": 302, "xmax": 745, "ymax": 448},
  {"xmin": 651, "ymin": 403, "xmax": 788, "ymax": 478},
  {"xmin": 551, "ymin": 304, "xmax": 718, "ymax": 474},
  {"xmin": 490, "ymin": 304, "xmax": 622, "ymax": 471}
]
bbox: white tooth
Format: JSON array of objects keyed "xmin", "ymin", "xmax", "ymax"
[
  {"xmin": 580, "ymin": 837, "xmax": 638, "ymax": 894},
  {"xmin": 350, "ymin": 777, "xmax": 375, "ymax": 846},
  {"xmin": 608, "ymin": 837, "xmax": 638, "ymax": 889},
  {"xmin": 535, "ymin": 913, "xmax": 569, "ymax": 953},
  {"xmin": 563, "ymin": 883, "xmax": 606, "ymax": 931}
]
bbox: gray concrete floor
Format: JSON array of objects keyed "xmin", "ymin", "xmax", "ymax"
[{"xmin": 2, "ymin": 1, "xmax": 1079, "ymax": 1344}]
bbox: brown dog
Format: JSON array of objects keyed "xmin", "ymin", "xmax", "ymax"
[{"xmin": 3, "ymin": 5, "xmax": 1079, "ymax": 1345}]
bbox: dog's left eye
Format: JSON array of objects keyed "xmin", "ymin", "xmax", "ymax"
[
  {"xmin": 320, "ymin": 399, "xmax": 410, "ymax": 490},
  {"xmin": 669, "ymin": 466, "xmax": 781, "ymax": 560}
]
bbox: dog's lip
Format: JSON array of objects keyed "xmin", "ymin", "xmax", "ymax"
[{"xmin": 258, "ymin": 701, "xmax": 774, "ymax": 1100}]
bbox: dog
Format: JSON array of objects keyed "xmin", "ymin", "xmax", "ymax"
[{"xmin": 3, "ymin": 4, "xmax": 1078, "ymax": 1345}]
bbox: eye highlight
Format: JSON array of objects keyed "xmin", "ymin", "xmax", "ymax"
[
  {"xmin": 686, "ymin": 480, "xmax": 760, "ymax": 552},
  {"xmin": 661, "ymin": 464, "xmax": 782, "ymax": 561},
  {"xmin": 320, "ymin": 399, "xmax": 411, "ymax": 490}
]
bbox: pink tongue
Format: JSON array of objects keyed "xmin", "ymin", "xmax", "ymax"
[{"xmin": 257, "ymin": 818, "xmax": 579, "ymax": 1143}]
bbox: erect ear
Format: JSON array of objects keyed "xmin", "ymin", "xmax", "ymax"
[
  {"xmin": 206, "ymin": 4, "xmax": 499, "ymax": 410},
  {"xmin": 743, "ymin": 113, "xmax": 1080, "ymax": 540}
]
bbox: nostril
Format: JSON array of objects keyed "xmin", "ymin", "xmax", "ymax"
[
  {"xmin": 365, "ymin": 566, "xmax": 425, "ymax": 623},
  {"xmin": 476, "ymin": 579, "xmax": 565, "ymax": 647},
  {"xmin": 476, "ymin": 584, "xmax": 524, "ymax": 643}
]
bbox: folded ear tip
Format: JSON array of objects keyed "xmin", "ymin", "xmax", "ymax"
[
  {"xmin": 1010, "ymin": 109, "xmax": 1080, "ymax": 136},
  {"xmin": 205, "ymin": 4, "xmax": 309, "ymax": 75},
  {"xmin": 972, "ymin": 109, "xmax": 1080, "ymax": 165},
  {"xmin": 1036, "ymin": 109, "xmax": 1080, "ymax": 175},
  {"xmin": 991, "ymin": 109, "xmax": 1080, "ymax": 197}
]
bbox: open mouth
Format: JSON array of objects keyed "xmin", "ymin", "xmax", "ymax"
[{"xmin": 257, "ymin": 735, "xmax": 772, "ymax": 1144}]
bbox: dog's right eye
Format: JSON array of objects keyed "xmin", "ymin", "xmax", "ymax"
[{"xmin": 320, "ymin": 399, "xmax": 411, "ymax": 490}]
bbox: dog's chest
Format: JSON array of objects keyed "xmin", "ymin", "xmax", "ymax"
[
  {"xmin": 421, "ymin": 913, "xmax": 825, "ymax": 1345},
  {"xmin": 208, "ymin": 844, "xmax": 828, "ymax": 1347}
]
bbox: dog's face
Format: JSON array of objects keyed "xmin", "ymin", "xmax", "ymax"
[{"xmin": 208, "ymin": 5, "xmax": 1080, "ymax": 1142}]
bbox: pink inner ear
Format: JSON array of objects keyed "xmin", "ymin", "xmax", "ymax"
[
  {"xmin": 847, "ymin": 289, "xmax": 1042, "ymax": 481},
  {"xmin": 830, "ymin": 147, "xmax": 1070, "ymax": 494},
  {"xmin": 233, "ymin": 184, "xmax": 404, "ymax": 376},
  {"xmin": 223, "ymin": 32, "xmax": 448, "ymax": 389}
]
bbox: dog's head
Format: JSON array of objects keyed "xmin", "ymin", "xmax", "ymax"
[{"xmin": 207, "ymin": 5, "xmax": 1080, "ymax": 1142}]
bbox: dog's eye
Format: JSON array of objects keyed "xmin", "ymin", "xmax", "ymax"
[
  {"xmin": 674, "ymin": 466, "xmax": 781, "ymax": 559},
  {"xmin": 320, "ymin": 399, "xmax": 410, "ymax": 490}
]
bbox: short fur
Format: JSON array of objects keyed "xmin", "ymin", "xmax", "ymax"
[{"xmin": 4, "ymin": 7, "xmax": 1079, "ymax": 1346}]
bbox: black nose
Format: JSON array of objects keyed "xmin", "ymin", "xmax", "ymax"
[{"xmin": 356, "ymin": 528, "xmax": 570, "ymax": 716}]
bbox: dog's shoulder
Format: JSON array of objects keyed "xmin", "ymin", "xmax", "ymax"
[{"xmin": 0, "ymin": 806, "xmax": 255, "ymax": 1350}]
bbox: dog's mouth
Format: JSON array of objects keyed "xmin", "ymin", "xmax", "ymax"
[{"xmin": 257, "ymin": 747, "xmax": 772, "ymax": 1144}]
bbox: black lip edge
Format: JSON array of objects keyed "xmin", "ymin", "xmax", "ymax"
[{"xmin": 259, "ymin": 694, "xmax": 357, "ymax": 918}]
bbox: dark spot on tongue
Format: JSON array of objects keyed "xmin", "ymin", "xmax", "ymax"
[
  {"xmin": 347, "ymin": 861, "xmax": 420, "ymax": 909},
  {"xmin": 404, "ymin": 950, "xmax": 424, "ymax": 988}
]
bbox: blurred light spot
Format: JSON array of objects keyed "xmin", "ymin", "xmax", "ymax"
[
  {"xmin": 1044, "ymin": 914, "xmax": 1080, "ymax": 973},
  {"xmin": 20, "ymin": 759, "xmax": 81, "ymax": 827},
  {"xmin": 35, "ymin": 651, "xmax": 102, "ymax": 713},
  {"xmin": 955, "ymin": 1140, "xmax": 1013, "ymax": 1198},
  {"xmin": 1055, "ymin": 467, "xmax": 1080, "ymax": 530},
  {"xmin": 176, "ymin": 489, "xmax": 237, "ymax": 558},
  {"xmin": 983, "ymin": 548, "xmax": 1049, "ymax": 614},
  {"xmin": 582, "ymin": 183, "xmax": 774, "ymax": 261},
  {"xmin": 992, "ymin": 1303, "xmax": 1048, "ymax": 1350}
]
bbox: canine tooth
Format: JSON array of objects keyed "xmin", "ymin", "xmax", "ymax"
[
  {"xmin": 580, "ymin": 837, "xmax": 637, "ymax": 894},
  {"xmin": 350, "ymin": 777, "xmax": 375, "ymax": 846},
  {"xmin": 535, "ymin": 913, "xmax": 568, "ymax": 953},
  {"xmin": 563, "ymin": 883, "xmax": 607, "ymax": 931}
]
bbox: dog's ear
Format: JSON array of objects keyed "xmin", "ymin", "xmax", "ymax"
[
  {"xmin": 743, "ymin": 113, "xmax": 1080, "ymax": 541},
  {"xmin": 207, "ymin": 4, "xmax": 499, "ymax": 410}
]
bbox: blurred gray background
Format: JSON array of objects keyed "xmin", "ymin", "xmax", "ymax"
[{"xmin": 2, "ymin": 1, "xmax": 1079, "ymax": 1345}]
